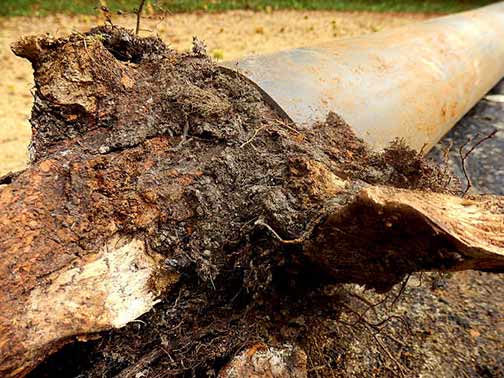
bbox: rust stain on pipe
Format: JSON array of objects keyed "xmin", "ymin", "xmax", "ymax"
[{"xmin": 223, "ymin": 2, "xmax": 504, "ymax": 152}]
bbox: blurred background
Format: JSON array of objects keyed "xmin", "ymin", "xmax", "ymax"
[{"xmin": 0, "ymin": 0, "xmax": 499, "ymax": 176}]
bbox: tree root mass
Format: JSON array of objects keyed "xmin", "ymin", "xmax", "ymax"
[{"xmin": 1, "ymin": 26, "xmax": 503, "ymax": 378}]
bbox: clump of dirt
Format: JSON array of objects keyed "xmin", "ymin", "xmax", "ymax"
[
  {"xmin": 304, "ymin": 113, "xmax": 458, "ymax": 193},
  {"xmin": 12, "ymin": 26, "xmax": 460, "ymax": 378}
]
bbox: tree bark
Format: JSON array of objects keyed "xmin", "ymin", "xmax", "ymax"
[{"xmin": 1, "ymin": 26, "xmax": 503, "ymax": 377}]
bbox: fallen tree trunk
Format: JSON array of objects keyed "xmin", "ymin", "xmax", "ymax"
[{"xmin": 1, "ymin": 27, "xmax": 503, "ymax": 378}]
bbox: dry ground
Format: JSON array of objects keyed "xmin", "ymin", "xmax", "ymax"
[{"xmin": 0, "ymin": 10, "xmax": 432, "ymax": 176}]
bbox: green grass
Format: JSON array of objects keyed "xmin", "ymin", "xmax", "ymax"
[{"xmin": 1, "ymin": 0, "xmax": 499, "ymax": 17}]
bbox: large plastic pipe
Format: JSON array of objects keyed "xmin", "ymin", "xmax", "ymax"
[{"xmin": 223, "ymin": 2, "xmax": 504, "ymax": 152}]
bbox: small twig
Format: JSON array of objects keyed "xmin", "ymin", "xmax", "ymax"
[
  {"xmin": 209, "ymin": 275, "xmax": 216, "ymax": 291},
  {"xmin": 160, "ymin": 346, "xmax": 175, "ymax": 363},
  {"xmin": 441, "ymin": 140, "xmax": 454, "ymax": 188},
  {"xmin": 339, "ymin": 302, "xmax": 407, "ymax": 334},
  {"xmin": 372, "ymin": 328, "xmax": 407, "ymax": 348},
  {"xmin": 371, "ymin": 314, "xmax": 409, "ymax": 331},
  {"xmin": 254, "ymin": 202, "xmax": 338, "ymax": 245},
  {"xmin": 459, "ymin": 135, "xmax": 476, "ymax": 196},
  {"xmin": 389, "ymin": 273, "xmax": 411, "ymax": 309},
  {"xmin": 418, "ymin": 142, "xmax": 429, "ymax": 156},
  {"xmin": 339, "ymin": 303, "xmax": 370, "ymax": 327},
  {"xmin": 464, "ymin": 130, "xmax": 497, "ymax": 158},
  {"xmin": 442, "ymin": 140, "xmax": 453, "ymax": 166},
  {"xmin": 342, "ymin": 287, "xmax": 391, "ymax": 315},
  {"xmin": 459, "ymin": 129, "xmax": 497, "ymax": 196},
  {"xmin": 153, "ymin": 1, "xmax": 173, "ymax": 29},
  {"xmin": 365, "ymin": 324, "xmax": 409, "ymax": 378},
  {"xmin": 114, "ymin": 348, "xmax": 163, "ymax": 378},
  {"xmin": 254, "ymin": 213, "xmax": 319, "ymax": 245},
  {"xmin": 136, "ymin": 0, "xmax": 147, "ymax": 35},
  {"xmin": 240, "ymin": 125, "xmax": 268, "ymax": 148},
  {"xmin": 307, "ymin": 353, "xmax": 323, "ymax": 378},
  {"xmin": 129, "ymin": 319, "xmax": 146, "ymax": 326},
  {"xmin": 346, "ymin": 291, "xmax": 380, "ymax": 316},
  {"xmin": 254, "ymin": 219, "xmax": 304, "ymax": 244}
]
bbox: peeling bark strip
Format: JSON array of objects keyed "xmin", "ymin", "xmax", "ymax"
[
  {"xmin": 306, "ymin": 186, "xmax": 504, "ymax": 292},
  {"xmin": 0, "ymin": 27, "xmax": 503, "ymax": 377}
]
